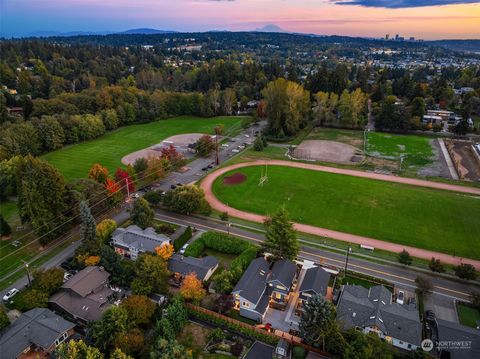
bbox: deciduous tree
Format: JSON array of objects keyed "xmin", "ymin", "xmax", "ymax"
[
  {"xmin": 180, "ymin": 273, "xmax": 206, "ymax": 303},
  {"xmin": 96, "ymin": 219, "xmax": 117, "ymax": 244},
  {"xmin": 88, "ymin": 163, "xmax": 109, "ymax": 184},
  {"xmin": 32, "ymin": 268, "xmax": 64, "ymax": 295},
  {"xmin": 195, "ymin": 134, "xmax": 215, "ymax": 157},
  {"xmin": 163, "ymin": 185, "xmax": 210, "ymax": 215},
  {"xmin": 130, "ymin": 198, "xmax": 154, "ymax": 229},
  {"xmin": 155, "ymin": 243, "xmax": 174, "ymax": 261},
  {"xmin": 120, "ymin": 295, "xmax": 156, "ymax": 326}
]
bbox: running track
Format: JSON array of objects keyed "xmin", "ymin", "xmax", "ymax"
[{"xmin": 200, "ymin": 160, "xmax": 480, "ymax": 269}]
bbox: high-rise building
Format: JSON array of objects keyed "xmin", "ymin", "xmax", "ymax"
[{"xmin": 385, "ymin": 34, "xmax": 390, "ymax": 40}]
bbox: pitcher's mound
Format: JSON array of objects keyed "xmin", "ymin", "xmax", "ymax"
[
  {"xmin": 293, "ymin": 140, "xmax": 363, "ymax": 164},
  {"xmin": 223, "ymin": 173, "xmax": 247, "ymax": 185}
]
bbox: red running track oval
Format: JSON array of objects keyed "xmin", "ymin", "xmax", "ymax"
[{"xmin": 200, "ymin": 160, "xmax": 480, "ymax": 269}]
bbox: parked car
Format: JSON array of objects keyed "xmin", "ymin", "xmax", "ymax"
[
  {"xmin": 179, "ymin": 243, "xmax": 189, "ymax": 254},
  {"xmin": 232, "ymin": 149, "xmax": 240, "ymax": 153},
  {"xmin": 201, "ymin": 167, "xmax": 208, "ymax": 171},
  {"xmin": 177, "ymin": 183, "xmax": 183, "ymax": 187},
  {"xmin": 221, "ymin": 144, "xmax": 229, "ymax": 147},
  {"xmin": 170, "ymin": 184, "xmax": 177, "ymax": 190},
  {"xmin": 63, "ymin": 272, "xmax": 73, "ymax": 282},
  {"xmin": 132, "ymin": 193, "xmax": 140, "ymax": 198},
  {"xmin": 11, "ymin": 240, "xmax": 21, "ymax": 247},
  {"xmin": 3, "ymin": 288, "xmax": 19, "ymax": 301},
  {"xmin": 396, "ymin": 291, "xmax": 405, "ymax": 305}
]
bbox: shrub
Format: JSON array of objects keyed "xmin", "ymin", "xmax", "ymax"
[
  {"xmin": 398, "ymin": 250, "xmax": 412, "ymax": 265},
  {"xmin": 156, "ymin": 223, "xmax": 176, "ymax": 235},
  {"xmin": 230, "ymin": 247, "xmax": 258, "ymax": 281},
  {"xmin": 230, "ymin": 343, "xmax": 243, "ymax": 356},
  {"xmin": 143, "ymin": 191, "xmax": 162, "ymax": 206},
  {"xmin": 174, "ymin": 226, "xmax": 193, "ymax": 251},
  {"xmin": 292, "ymin": 346, "xmax": 307, "ymax": 359},
  {"xmin": 201, "ymin": 232, "xmax": 252, "ymax": 255},
  {"xmin": 208, "ymin": 328, "xmax": 225, "ymax": 343},
  {"xmin": 455, "ymin": 263, "xmax": 477, "ymax": 280},
  {"xmin": 429, "ymin": 257, "xmax": 445, "ymax": 273},
  {"xmin": 183, "ymin": 236, "xmax": 204, "ymax": 257}
]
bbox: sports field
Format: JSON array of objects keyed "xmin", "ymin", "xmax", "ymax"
[
  {"xmin": 42, "ymin": 116, "xmax": 246, "ymax": 180},
  {"xmin": 212, "ymin": 165, "xmax": 480, "ymax": 259}
]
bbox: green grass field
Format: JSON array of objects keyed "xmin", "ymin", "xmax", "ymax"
[
  {"xmin": 212, "ymin": 165, "xmax": 480, "ymax": 259},
  {"xmin": 42, "ymin": 116, "xmax": 246, "ymax": 180},
  {"xmin": 457, "ymin": 303, "xmax": 480, "ymax": 328},
  {"xmin": 366, "ymin": 132, "xmax": 434, "ymax": 167}
]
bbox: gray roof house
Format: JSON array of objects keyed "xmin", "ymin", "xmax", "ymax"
[
  {"xmin": 267, "ymin": 259, "xmax": 297, "ymax": 310},
  {"xmin": 111, "ymin": 225, "xmax": 170, "ymax": 260},
  {"xmin": 336, "ymin": 285, "xmax": 422, "ymax": 351},
  {"xmin": 0, "ymin": 308, "xmax": 75, "ymax": 359},
  {"xmin": 243, "ymin": 339, "xmax": 290, "ymax": 359},
  {"xmin": 232, "ymin": 257, "xmax": 271, "ymax": 322},
  {"xmin": 168, "ymin": 254, "xmax": 219, "ymax": 282},
  {"xmin": 49, "ymin": 266, "xmax": 115, "ymax": 325},
  {"xmin": 296, "ymin": 266, "xmax": 330, "ymax": 314},
  {"xmin": 436, "ymin": 319, "xmax": 480, "ymax": 359}
]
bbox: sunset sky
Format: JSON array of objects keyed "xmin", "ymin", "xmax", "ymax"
[{"xmin": 1, "ymin": 0, "xmax": 480, "ymax": 39}]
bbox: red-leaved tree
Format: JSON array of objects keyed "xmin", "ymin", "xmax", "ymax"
[{"xmin": 114, "ymin": 168, "xmax": 135, "ymax": 194}]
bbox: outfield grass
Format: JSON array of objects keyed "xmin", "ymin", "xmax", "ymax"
[
  {"xmin": 457, "ymin": 303, "xmax": 480, "ymax": 328},
  {"xmin": 42, "ymin": 116, "xmax": 247, "ymax": 180},
  {"xmin": 212, "ymin": 165, "xmax": 480, "ymax": 259},
  {"xmin": 366, "ymin": 132, "xmax": 434, "ymax": 167}
]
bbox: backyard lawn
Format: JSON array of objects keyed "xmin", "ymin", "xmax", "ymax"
[
  {"xmin": 212, "ymin": 165, "xmax": 480, "ymax": 259},
  {"xmin": 42, "ymin": 115, "xmax": 246, "ymax": 180},
  {"xmin": 457, "ymin": 303, "xmax": 480, "ymax": 328}
]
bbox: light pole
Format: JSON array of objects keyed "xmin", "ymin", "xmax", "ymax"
[
  {"xmin": 226, "ymin": 222, "xmax": 231, "ymax": 235},
  {"xmin": 22, "ymin": 260, "xmax": 32, "ymax": 287},
  {"xmin": 399, "ymin": 154, "xmax": 406, "ymax": 172},
  {"xmin": 344, "ymin": 246, "xmax": 352, "ymax": 274}
]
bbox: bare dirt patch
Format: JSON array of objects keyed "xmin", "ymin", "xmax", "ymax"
[
  {"xmin": 293, "ymin": 140, "xmax": 364, "ymax": 164},
  {"xmin": 223, "ymin": 172, "xmax": 247, "ymax": 185},
  {"xmin": 447, "ymin": 140, "xmax": 480, "ymax": 182},
  {"xmin": 121, "ymin": 133, "xmax": 206, "ymax": 165}
]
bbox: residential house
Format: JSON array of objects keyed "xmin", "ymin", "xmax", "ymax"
[
  {"xmin": 49, "ymin": 266, "xmax": 116, "ymax": 325},
  {"xmin": 232, "ymin": 257, "xmax": 271, "ymax": 322},
  {"xmin": 267, "ymin": 259, "xmax": 298, "ymax": 310},
  {"xmin": 336, "ymin": 285, "xmax": 422, "ymax": 351},
  {"xmin": 243, "ymin": 339, "xmax": 290, "ymax": 359},
  {"xmin": 0, "ymin": 308, "xmax": 75, "ymax": 359},
  {"xmin": 111, "ymin": 225, "xmax": 170, "ymax": 260},
  {"xmin": 436, "ymin": 319, "xmax": 480, "ymax": 359},
  {"xmin": 168, "ymin": 254, "xmax": 219, "ymax": 282},
  {"xmin": 296, "ymin": 266, "xmax": 330, "ymax": 315}
]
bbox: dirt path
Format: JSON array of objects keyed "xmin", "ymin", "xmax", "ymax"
[{"xmin": 200, "ymin": 160, "xmax": 480, "ymax": 268}]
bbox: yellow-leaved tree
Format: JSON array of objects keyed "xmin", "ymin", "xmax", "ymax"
[
  {"xmin": 180, "ymin": 273, "xmax": 206, "ymax": 303},
  {"xmin": 155, "ymin": 243, "xmax": 174, "ymax": 261}
]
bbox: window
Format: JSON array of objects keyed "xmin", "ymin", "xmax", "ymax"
[
  {"xmin": 242, "ymin": 301, "xmax": 250, "ymax": 308},
  {"xmin": 55, "ymin": 332, "xmax": 69, "ymax": 347},
  {"xmin": 275, "ymin": 292, "xmax": 282, "ymax": 299}
]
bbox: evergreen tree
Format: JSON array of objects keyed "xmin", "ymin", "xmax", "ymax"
[
  {"xmin": 80, "ymin": 201, "xmax": 96, "ymax": 242},
  {"xmin": 299, "ymin": 294, "xmax": 337, "ymax": 351},
  {"xmin": 398, "ymin": 249, "xmax": 412, "ymax": 265},
  {"xmin": 130, "ymin": 198, "xmax": 154, "ymax": 229},
  {"xmin": 0, "ymin": 214, "xmax": 12, "ymax": 237},
  {"xmin": 262, "ymin": 207, "xmax": 299, "ymax": 260}
]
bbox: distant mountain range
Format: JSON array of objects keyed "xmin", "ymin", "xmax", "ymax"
[{"xmin": 28, "ymin": 28, "xmax": 177, "ymax": 37}]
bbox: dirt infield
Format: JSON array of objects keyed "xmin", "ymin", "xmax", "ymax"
[
  {"xmin": 121, "ymin": 133, "xmax": 205, "ymax": 165},
  {"xmin": 293, "ymin": 140, "xmax": 363, "ymax": 164},
  {"xmin": 201, "ymin": 160, "xmax": 480, "ymax": 268},
  {"xmin": 223, "ymin": 172, "xmax": 247, "ymax": 185}
]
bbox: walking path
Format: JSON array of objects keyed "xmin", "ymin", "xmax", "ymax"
[
  {"xmin": 200, "ymin": 160, "xmax": 480, "ymax": 268},
  {"xmin": 438, "ymin": 138, "xmax": 459, "ymax": 180}
]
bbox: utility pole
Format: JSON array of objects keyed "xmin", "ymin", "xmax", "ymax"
[
  {"xmin": 363, "ymin": 128, "xmax": 370, "ymax": 154},
  {"xmin": 126, "ymin": 176, "xmax": 130, "ymax": 198},
  {"xmin": 226, "ymin": 222, "xmax": 231, "ymax": 235},
  {"xmin": 344, "ymin": 246, "xmax": 352, "ymax": 274},
  {"xmin": 214, "ymin": 130, "xmax": 220, "ymax": 166},
  {"xmin": 22, "ymin": 260, "xmax": 32, "ymax": 287}
]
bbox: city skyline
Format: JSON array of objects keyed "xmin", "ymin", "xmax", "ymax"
[{"xmin": 1, "ymin": 0, "xmax": 480, "ymax": 39}]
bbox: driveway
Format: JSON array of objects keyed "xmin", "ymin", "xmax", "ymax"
[{"xmin": 424, "ymin": 293, "xmax": 458, "ymax": 323}]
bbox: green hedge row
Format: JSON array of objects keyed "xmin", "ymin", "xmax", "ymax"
[
  {"xmin": 230, "ymin": 247, "xmax": 259, "ymax": 281},
  {"xmin": 174, "ymin": 226, "xmax": 193, "ymax": 251},
  {"xmin": 184, "ymin": 234, "xmax": 205, "ymax": 256},
  {"xmin": 201, "ymin": 231, "xmax": 253, "ymax": 254},
  {"xmin": 187, "ymin": 307, "xmax": 278, "ymax": 346}
]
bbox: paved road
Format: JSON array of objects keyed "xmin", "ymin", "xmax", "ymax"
[
  {"xmin": 155, "ymin": 209, "xmax": 478, "ymax": 303},
  {"xmin": 200, "ymin": 160, "xmax": 480, "ymax": 268},
  {"xmin": 156, "ymin": 121, "xmax": 267, "ymax": 191},
  {"xmin": 1, "ymin": 122, "xmax": 265, "ymax": 298}
]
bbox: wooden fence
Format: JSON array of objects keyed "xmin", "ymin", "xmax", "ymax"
[{"xmin": 185, "ymin": 303, "xmax": 329, "ymax": 357}]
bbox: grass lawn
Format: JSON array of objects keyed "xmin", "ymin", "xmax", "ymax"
[
  {"xmin": 366, "ymin": 132, "xmax": 434, "ymax": 167},
  {"xmin": 177, "ymin": 322, "xmax": 212, "ymax": 359},
  {"xmin": 0, "ymin": 200, "xmax": 18, "ymax": 223},
  {"xmin": 212, "ymin": 165, "xmax": 480, "ymax": 259},
  {"xmin": 457, "ymin": 303, "xmax": 480, "ymax": 328},
  {"xmin": 42, "ymin": 115, "xmax": 247, "ymax": 180},
  {"xmin": 202, "ymin": 248, "xmax": 236, "ymax": 268}
]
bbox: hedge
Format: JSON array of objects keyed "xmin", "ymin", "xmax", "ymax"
[
  {"xmin": 187, "ymin": 306, "xmax": 278, "ymax": 346},
  {"xmin": 184, "ymin": 235, "xmax": 205, "ymax": 256},
  {"xmin": 174, "ymin": 226, "xmax": 193, "ymax": 251},
  {"xmin": 230, "ymin": 247, "xmax": 259, "ymax": 281},
  {"xmin": 201, "ymin": 232, "xmax": 253, "ymax": 255}
]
